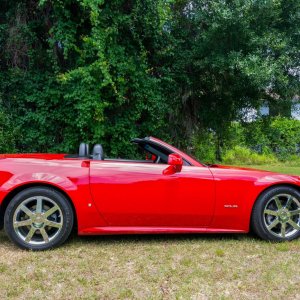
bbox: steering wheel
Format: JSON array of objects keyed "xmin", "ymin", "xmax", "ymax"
[{"xmin": 154, "ymin": 156, "xmax": 161, "ymax": 163}]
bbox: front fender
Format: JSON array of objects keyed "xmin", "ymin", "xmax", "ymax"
[{"xmin": 210, "ymin": 168, "xmax": 300, "ymax": 232}]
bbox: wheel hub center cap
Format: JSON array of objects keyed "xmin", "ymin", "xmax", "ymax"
[
  {"xmin": 33, "ymin": 222, "xmax": 44, "ymax": 228},
  {"xmin": 32, "ymin": 215, "xmax": 44, "ymax": 228},
  {"xmin": 279, "ymin": 210, "xmax": 289, "ymax": 222}
]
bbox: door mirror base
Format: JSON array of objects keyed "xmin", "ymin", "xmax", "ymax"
[{"xmin": 163, "ymin": 153, "xmax": 183, "ymax": 175}]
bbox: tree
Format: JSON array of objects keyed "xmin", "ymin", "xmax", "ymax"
[
  {"xmin": 0, "ymin": 0, "xmax": 299, "ymax": 160},
  {"xmin": 162, "ymin": 0, "xmax": 300, "ymax": 158},
  {"xmin": 0, "ymin": 0, "xmax": 168, "ymax": 156}
]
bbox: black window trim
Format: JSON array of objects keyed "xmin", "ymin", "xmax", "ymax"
[{"xmin": 131, "ymin": 137, "xmax": 192, "ymax": 166}]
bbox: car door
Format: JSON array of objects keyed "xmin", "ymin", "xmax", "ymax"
[{"xmin": 89, "ymin": 161, "xmax": 215, "ymax": 227}]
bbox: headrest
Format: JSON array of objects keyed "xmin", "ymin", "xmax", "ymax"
[
  {"xmin": 92, "ymin": 144, "xmax": 104, "ymax": 160},
  {"xmin": 79, "ymin": 143, "xmax": 89, "ymax": 157}
]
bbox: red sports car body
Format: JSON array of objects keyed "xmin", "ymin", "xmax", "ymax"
[{"xmin": 1, "ymin": 137, "xmax": 300, "ymax": 250}]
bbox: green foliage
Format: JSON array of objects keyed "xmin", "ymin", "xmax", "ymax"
[
  {"xmin": 243, "ymin": 117, "xmax": 300, "ymax": 161},
  {"xmin": 163, "ymin": 0, "xmax": 300, "ymax": 148},
  {"xmin": 282, "ymin": 156, "xmax": 300, "ymax": 167},
  {"xmin": 268, "ymin": 118, "xmax": 300, "ymax": 159},
  {"xmin": 222, "ymin": 146, "xmax": 278, "ymax": 165},
  {"xmin": 243, "ymin": 118, "xmax": 272, "ymax": 152},
  {"xmin": 0, "ymin": 0, "xmax": 168, "ymax": 156},
  {"xmin": 0, "ymin": 111, "xmax": 17, "ymax": 153},
  {"xmin": 193, "ymin": 123, "xmax": 247, "ymax": 163},
  {"xmin": 223, "ymin": 122, "xmax": 246, "ymax": 150},
  {"xmin": 193, "ymin": 130, "xmax": 217, "ymax": 163},
  {"xmin": 0, "ymin": 0, "xmax": 299, "ymax": 159},
  {"xmin": 193, "ymin": 118, "xmax": 300, "ymax": 164}
]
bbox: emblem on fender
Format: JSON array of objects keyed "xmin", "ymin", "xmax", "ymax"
[{"xmin": 224, "ymin": 204, "xmax": 238, "ymax": 208}]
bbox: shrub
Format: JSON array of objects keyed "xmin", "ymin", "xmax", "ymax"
[
  {"xmin": 0, "ymin": 112, "xmax": 18, "ymax": 153},
  {"xmin": 242, "ymin": 117, "xmax": 300, "ymax": 158},
  {"xmin": 192, "ymin": 130, "xmax": 217, "ymax": 163},
  {"xmin": 243, "ymin": 117, "xmax": 272, "ymax": 152},
  {"xmin": 223, "ymin": 122, "xmax": 246, "ymax": 150},
  {"xmin": 279, "ymin": 155, "xmax": 300, "ymax": 166},
  {"xmin": 222, "ymin": 117, "xmax": 300, "ymax": 164},
  {"xmin": 222, "ymin": 146, "xmax": 278, "ymax": 165},
  {"xmin": 267, "ymin": 117, "xmax": 300, "ymax": 159}
]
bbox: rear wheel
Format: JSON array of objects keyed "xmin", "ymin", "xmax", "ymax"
[
  {"xmin": 251, "ymin": 186, "xmax": 300, "ymax": 241},
  {"xmin": 4, "ymin": 187, "xmax": 74, "ymax": 250}
]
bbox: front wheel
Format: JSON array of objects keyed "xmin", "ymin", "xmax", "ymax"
[
  {"xmin": 4, "ymin": 187, "xmax": 74, "ymax": 250},
  {"xmin": 251, "ymin": 186, "xmax": 300, "ymax": 241}
]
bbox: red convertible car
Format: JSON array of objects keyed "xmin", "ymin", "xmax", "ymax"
[{"xmin": 1, "ymin": 136, "xmax": 300, "ymax": 250}]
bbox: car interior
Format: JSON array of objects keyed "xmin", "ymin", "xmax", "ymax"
[
  {"xmin": 69, "ymin": 137, "xmax": 190, "ymax": 165},
  {"xmin": 76, "ymin": 141, "xmax": 166, "ymax": 163}
]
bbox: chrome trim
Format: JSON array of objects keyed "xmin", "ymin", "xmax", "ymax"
[
  {"xmin": 13, "ymin": 196, "xmax": 63, "ymax": 245},
  {"xmin": 263, "ymin": 194, "xmax": 300, "ymax": 238}
]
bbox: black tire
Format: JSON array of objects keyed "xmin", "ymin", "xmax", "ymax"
[
  {"xmin": 4, "ymin": 187, "xmax": 74, "ymax": 250},
  {"xmin": 251, "ymin": 186, "xmax": 300, "ymax": 241}
]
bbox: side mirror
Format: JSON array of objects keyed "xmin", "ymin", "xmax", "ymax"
[{"xmin": 163, "ymin": 153, "xmax": 183, "ymax": 175}]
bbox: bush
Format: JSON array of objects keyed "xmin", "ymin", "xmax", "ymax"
[
  {"xmin": 223, "ymin": 122, "xmax": 246, "ymax": 149},
  {"xmin": 243, "ymin": 118, "xmax": 272, "ymax": 152},
  {"xmin": 222, "ymin": 146, "xmax": 278, "ymax": 165},
  {"xmin": 267, "ymin": 117, "xmax": 300, "ymax": 160},
  {"xmin": 242, "ymin": 117, "xmax": 300, "ymax": 158},
  {"xmin": 222, "ymin": 117, "xmax": 300, "ymax": 164},
  {"xmin": 0, "ymin": 112, "xmax": 18, "ymax": 153},
  {"xmin": 192, "ymin": 130, "xmax": 218, "ymax": 163}
]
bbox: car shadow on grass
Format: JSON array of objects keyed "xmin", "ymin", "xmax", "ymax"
[
  {"xmin": 0, "ymin": 230, "xmax": 268, "ymax": 251},
  {"xmin": 68, "ymin": 231, "xmax": 259, "ymax": 246}
]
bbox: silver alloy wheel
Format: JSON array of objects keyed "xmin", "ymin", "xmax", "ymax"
[
  {"xmin": 13, "ymin": 196, "xmax": 63, "ymax": 245},
  {"xmin": 263, "ymin": 193, "xmax": 300, "ymax": 238}
]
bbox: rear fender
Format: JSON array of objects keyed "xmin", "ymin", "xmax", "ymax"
[{"xmin": 0, "ymin": 171, "xmax": 107, "ymax": 231}]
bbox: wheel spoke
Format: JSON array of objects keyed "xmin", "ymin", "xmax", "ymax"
[
  {"xmin": 20, "ymin": 205, "xmax": 33, "ymax": 217},
  {"xmin": 264, "ymin": 209, "xmax": 278, "ymax": 216},
  {"xmin": 290, "ymin": 209, "xmax": 300, "ymax": 216},
  {"xmin": 281, "ymin": 222, "xmax": 286, "ymax": 238},
  {"xmin": 36, "ymin": 197, "xmax": 43, "ymax": 214},
  {"xmin": 267, "ymin": 218, "xmax": 279, "ymax": 230},
  {"xmin": 274, "ymin": 196, "xmax": 282, "ymax": 210},
  {"xmin": 14, "ymin": 219, "xmax": 32, "ymax": 228},
  {"xmin": 285, "ymin": 196, "xmax": 293, "ymax": 209},
  {"xmin": 44, "ymin": 220, "xmax": 62, "ymax": 229},
  {"xmin": 43, "ymin": 205, "xmax": 59, "ymax": 218},
  {"xmin": 288, "ymin": 220, "xmax": 300, "ymax": 230},
  {"xmin": 40, "ymin": 228, "xmax": 49, "ymax": 243},
  {"xmin": 25, "ymin": 227, "xmax": 36, "ymax": 242}
]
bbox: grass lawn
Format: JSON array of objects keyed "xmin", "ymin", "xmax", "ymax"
[
  {"xmin": 247, "ymin": 165, "xmax": 300, "ymax": 176},
  {"xmin": 1, "ymin": 164, "xmax": 300, "ymax": 299}
]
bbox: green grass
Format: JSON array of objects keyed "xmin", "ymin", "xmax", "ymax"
[
  {"xmin": 249, "ymin": 165, "xmax": 300, "ymax": 175},
  {"xmin": 1, "ymin": 164, "xmax": 300, "ymax": 299}
]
